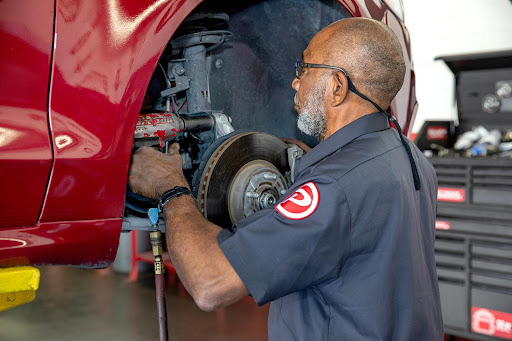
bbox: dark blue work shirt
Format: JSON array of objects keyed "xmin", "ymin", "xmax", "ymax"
[{"xmin": 218, "ymin": 112, "xmax": 443, "ymax": 340}]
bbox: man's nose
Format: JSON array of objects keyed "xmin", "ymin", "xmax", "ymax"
[{"xmin": 292, "ymin": 77, "xmax": 300, "ymax": 91}]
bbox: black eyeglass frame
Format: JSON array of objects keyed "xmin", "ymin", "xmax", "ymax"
[
  {"xmin": 295, "ymin": 61, "xmax": 348, "ymax": 79},
  {"xmin": 294, "ymin": 60, "xmax": 385, "ymax": 121}
]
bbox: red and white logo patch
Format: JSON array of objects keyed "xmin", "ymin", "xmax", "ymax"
[{"xmin": 275, "ymin": 182, "xmax": 319, "ymax": 220}]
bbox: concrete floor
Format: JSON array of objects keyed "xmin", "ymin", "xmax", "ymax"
[
  {"xmin": 1, "ymin": 266, "xmax": 480, "ymax": 341},
  {"xmin": 0, "ymin": 266, "xmax": 269, "ymax": 341}
]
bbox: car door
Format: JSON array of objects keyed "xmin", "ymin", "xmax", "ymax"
[{"xmin": 0, "ymin": 0, "xmax": 54, "ymax": 227}]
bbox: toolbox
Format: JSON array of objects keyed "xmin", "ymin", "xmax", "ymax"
[{"xmin": 415, "ymin": 51, "xmax": 512, "ymax": 340}]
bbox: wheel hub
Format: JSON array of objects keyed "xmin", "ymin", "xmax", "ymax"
[
  {"xmin": 193, "ymin": 132, "xmax": 290, "ymax": 228},
  {"xmin": 228, "ymin": 160, "xmax": 288, "ymax": 223}
]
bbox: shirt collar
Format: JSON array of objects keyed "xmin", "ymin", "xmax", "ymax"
[{"xmin": 295, "ymin": 112, "xmax": 390, "ymax": 176}]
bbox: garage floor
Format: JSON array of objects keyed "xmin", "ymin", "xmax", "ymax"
[
  {"xmin": 0, "ymin": 266, "xmax": 269, "ymax": 341},
  {"xmin": 1, "ymin": 266, "xmax": 479, "ymax": 341}
]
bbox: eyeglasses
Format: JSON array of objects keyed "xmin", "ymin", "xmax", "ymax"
[
  {"xmin": 294, "ymin": 60, "xmax": 386, "ymax": 116},
  {"xmin": 295, "ymin": 61, "xmax": 348, "ymax": 79}
]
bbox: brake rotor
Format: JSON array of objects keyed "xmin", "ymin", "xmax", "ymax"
[{"xmin": 194, "ymin": 132, "xmax": 290, "ymax": 228}]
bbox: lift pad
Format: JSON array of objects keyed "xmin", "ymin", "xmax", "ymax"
[{"xmin": 0, "ymin": 266, "xmax": 40, "ymax": 312}]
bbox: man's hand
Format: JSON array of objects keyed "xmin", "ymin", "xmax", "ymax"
[
  {"xmin": 281, "ymin": 137, "xmax": 312, "ymax": 153},
  {"xmin": 129, "ymin": 144, "xmax": 249, "ymax": 312},
  {"xmin": 128, "ymin": 144, "xmax": 189, "ymax": 199}
]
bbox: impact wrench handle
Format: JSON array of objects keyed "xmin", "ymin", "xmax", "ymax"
[{"xmin": 148, "ymin": 208, "xmax": 169, "ymax": 341}]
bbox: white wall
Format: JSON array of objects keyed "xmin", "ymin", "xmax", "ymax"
[{"xmin": 402, "ymin": 0, "xmax": 512, "ymax": 133}]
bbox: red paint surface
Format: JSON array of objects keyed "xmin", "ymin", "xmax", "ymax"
[
  {"xmin": 41, "ymin": 0, "xmax": 201, "ymax": 223},
  {"xmin": 438, "ymin": 187, "xmax": 466, "ymax": 203},
  {"xmin": 0, "ymin": 0, "xmax": 54, "ymax": 227},
  {"xmin": 472, "ymin": 307, "xmax": 512, "ymax": 340},
  {"xmin": 0, "ymin": 0, "xmax": 417, "ymax": 267},
  {"xmin": 0, "ymin": 219, "xmax": 121, "ymax": 268},
  {"xmin": 0, "ymin": 0, "xmax": 201, "ymax": 266}
]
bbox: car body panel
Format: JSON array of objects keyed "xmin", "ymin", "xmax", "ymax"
[
  {"xmin": 0, "ymin": 0, "xmax": 54, "ymax": 228},
  {"xmin": 0, "ymin": 0, "xmax": 416, "ymax": 267},
  {"xmin": 42, "ymin": 0, "xmax": 201, "ymax": 223},
  {"xmin": 0, "ymin": 219, "xmax": 121, "ymax": 268},
  {"xmin": 0, "ymin": 0, "xmax": 201, "ymax": 267}
]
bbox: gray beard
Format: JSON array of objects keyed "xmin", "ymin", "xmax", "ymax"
[{"xmin": 296, "ymin": 84, "xmax": 327, "ymax": 141}]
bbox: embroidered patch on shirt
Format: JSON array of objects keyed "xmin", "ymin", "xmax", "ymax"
[{"xmin": 275, "ymin": 182, "xmax": 319, "ymax": 220}]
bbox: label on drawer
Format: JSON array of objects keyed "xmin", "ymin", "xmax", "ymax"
[
  {"xmin": 435, "ymin": 220, "xmax": 450, "ymax": 230},
  {"xmin": 427, "ymin": 126, "xmax": 448, "ymax": 140},
  {"xmin": 438, "ymin": 187, "xmax": 465, "ymax": 203},
  {"xmin": 472, "ymin": 307, "xmax": 512, "ymax": 339}
]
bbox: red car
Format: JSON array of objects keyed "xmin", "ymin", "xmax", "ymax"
[{"xmin": 0, "ymin": 0, "xmax": 416, "ymax": 304}]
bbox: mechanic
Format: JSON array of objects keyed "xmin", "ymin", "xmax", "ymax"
[{"xmin": 128, "ymin": 17, "xmax": 443, "ymax": 340}]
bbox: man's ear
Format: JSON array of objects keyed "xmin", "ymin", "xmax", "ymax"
[{"xmin": 330, "ymin": 72, "xmax": 349, "ymax": 107}]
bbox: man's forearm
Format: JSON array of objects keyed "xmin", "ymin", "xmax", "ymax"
[
  {"xmin": 162, "ymin": 195, "xmax": 249, "ymax": 311},
  {"xmin": 128, "ymin": 145, "xmax": 249, "ymax": 310}
]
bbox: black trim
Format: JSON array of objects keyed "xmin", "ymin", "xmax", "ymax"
[{"xmin": 37, "ymin": 1, "xmax": 58, "ymax": 222}]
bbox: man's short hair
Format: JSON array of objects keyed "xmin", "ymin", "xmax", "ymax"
[{"xmin": 325, "ymin": 19, "xmax": 406, "ymax": 107}]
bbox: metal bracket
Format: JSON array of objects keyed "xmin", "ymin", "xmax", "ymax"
[
  {"xmin": 287, "ymin": 144, "xmax": 304, "ymax": 184},
  {"xmin": 212, "ymin": 111, "xmax": 234, "ymax": 139},
  {"xmin": 121, "ymin": 215, "xmax": 165, "ymax": 233},
  {"xmin": 160, "ymin": 75, "xmax": 190, "ymax": 98}
]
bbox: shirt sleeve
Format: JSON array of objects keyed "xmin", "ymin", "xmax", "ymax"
[{"xmin": 217, "ymin": 174, "xmax": 351, "ymax": 305}]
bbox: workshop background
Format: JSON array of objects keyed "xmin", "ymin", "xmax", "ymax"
[
  {"xmin": 406, "ymin": 1, "xmax": 512, "ymax": 340},
  {"xmin": 2, "ymin": 0, "xmax": 512, "ymax": 340},
  {"xmin": 404, "ymin": 0, "xmax": 512, "ymax": 132}
]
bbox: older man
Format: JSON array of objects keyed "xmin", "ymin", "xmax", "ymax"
[{"xmin": 129, "ymin": 17, "xmax": 443, "ymax": 340}]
